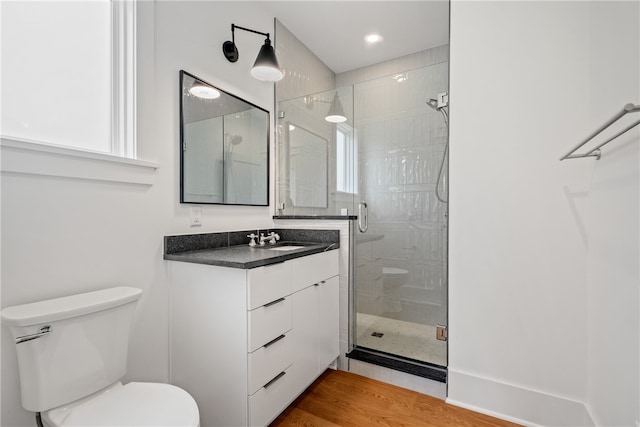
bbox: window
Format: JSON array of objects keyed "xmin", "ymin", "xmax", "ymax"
[
  {"xmin": 1, "ymin": 0, "xmax": 136, "ymax": 157},
  {"xmin": 336, "ymin": 124, "xmax": 358, "ymax": 194}
]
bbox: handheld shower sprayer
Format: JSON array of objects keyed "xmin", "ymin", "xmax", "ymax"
[
  {"xmin": 225, "ymin": 134, "xmax": 243, "ymax": 154},
  {"xmin": 426, "ymin": 92, "xmax": 449, "ymax": 125},
  {"xmin": 426, "ymin": 92, "xmax": 449, "ymax": 204}
]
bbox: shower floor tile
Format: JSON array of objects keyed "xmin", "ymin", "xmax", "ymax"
[{"xmin": 356, "ymin": 313, "xmax": 447, "ymax": 367}]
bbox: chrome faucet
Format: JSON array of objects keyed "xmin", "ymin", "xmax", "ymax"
[{"xmin": 259, "ymin": 232, "xmax": 280, "ymax": 245}]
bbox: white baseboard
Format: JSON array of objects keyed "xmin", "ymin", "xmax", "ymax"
[{"xmin": 447, "ymin": 369, "xmax": 595, "ymax": 426}]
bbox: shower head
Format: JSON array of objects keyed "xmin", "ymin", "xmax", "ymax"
[
  {"xmin": 426, "ymin": 97, "xmax": 449, "ymax": 126},
  {"xmin": 426, "ymin": 92, "xmax": 449, "ymax": 111},
  {"xmin": 225, "ymin": 134, "xmax": 243, "ymax": 145},
  {"xmin": 426, "ymin": 98, "xmax": 439, "ymax": 110}
]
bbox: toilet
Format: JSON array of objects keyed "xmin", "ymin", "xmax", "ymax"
[
  {"xmin": 382, "ymin": 267, "xmax": 409, "ymax": 313},
  {"xmin": 1, "ymin": 287, "xmax": 199, "ymax": 427}
]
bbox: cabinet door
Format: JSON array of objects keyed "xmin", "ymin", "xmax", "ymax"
[
  {"xmin": 317, "ymin": 275, "xmax": 340, "ymax": 373},
  {"xmin": 291, "ymin": 284, "xmax": 318, "ymax": 392}
]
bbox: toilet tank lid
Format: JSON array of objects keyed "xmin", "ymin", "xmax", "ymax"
[{"xmin": 1, "ymin": 287, "xmax": 142, "ymax": 327}]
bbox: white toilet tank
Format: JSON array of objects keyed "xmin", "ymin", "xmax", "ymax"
[{"xmin": 1, "ymin": 287, "xmax": 143, "ymax": 412}]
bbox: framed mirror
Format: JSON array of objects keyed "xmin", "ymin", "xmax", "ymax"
[{"xmin": 180, "ymin": 70, "xmax": 269, "ymax": 206}]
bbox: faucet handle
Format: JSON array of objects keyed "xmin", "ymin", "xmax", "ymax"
[
  {"xmin": 265, "ymin": 232, "xmax": 280, "ymax": 245},
  {"xmin": 247, "ymin": 233, "xmax": 258, "ymax": 247}
]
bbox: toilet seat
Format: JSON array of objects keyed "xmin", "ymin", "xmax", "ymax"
[{"xmin": 43, "ymin": 382, "xmax": 199, "ymax": 427}]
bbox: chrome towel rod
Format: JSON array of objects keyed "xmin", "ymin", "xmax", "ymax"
[{"xmin": 560, "ymin": 103, "xmax": 640, "ymax": 161}]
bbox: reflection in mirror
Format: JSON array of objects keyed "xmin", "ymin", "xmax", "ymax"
[
  {"xmin": 288, "ymin": 124, "xmax": 328, "ymax": 208},
  {"xmin": 180, "ymin": 70, "xmax": 269, "ymax": 206}
]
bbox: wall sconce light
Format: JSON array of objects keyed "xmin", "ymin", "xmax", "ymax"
[
  {"xmin": 304, "ymin": 93, "xmax": 347, "ymax": 123},
  {"xmin": 222, "ymin": 24, "xmax": 283, "ymax": 82}
]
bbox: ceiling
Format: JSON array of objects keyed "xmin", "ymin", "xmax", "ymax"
[{"xmin": 262, "ymin": 1, "xmax": 450, "ymax": 74}]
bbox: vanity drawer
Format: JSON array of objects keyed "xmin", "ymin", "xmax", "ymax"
[
  {"xmin": 248, "ymin": 365, "xmax": 297, "ymax": 427},
  {"xmin": 248, "ymin": 296, "xmax": 293, "ymax": 352},
  {"xmin": 291, "ymin": 250, "xmax": 339, "ymax": 293},
  {"xmin": 248, "ymin": 331, "xmax": 294, "ymax": 395},
  {"xmin": 247, "ymin": 261, "xmax": 292, "ymax": 310}
]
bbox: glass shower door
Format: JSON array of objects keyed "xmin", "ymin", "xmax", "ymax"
[
  {"xmin": 275, "ymin": 63, "xmax": 449, "ymax": 370},
  {"xmin": 352, "ymin": 63, "xmax": 449, "ymax": 368}
]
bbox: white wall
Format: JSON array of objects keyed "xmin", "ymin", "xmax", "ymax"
[
  {"xmin": 585, "ymin": 3, "xmax": 640, "ymax": 425},
  {"xmin": 1, "ymin": 2, "xmax": 277, "ymax": 425},
  {"xmin": 449, "ymin": 1, "xmax": 639, "ymax": 426}
]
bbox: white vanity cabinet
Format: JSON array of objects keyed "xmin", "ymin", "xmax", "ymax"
[{"xmin": 169, "ymin": 250, "xmax": 339, "ymax": 427}]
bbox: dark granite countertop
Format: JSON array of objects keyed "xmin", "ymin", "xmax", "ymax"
[
  {"xmin": 164, "ymin": 242, "xmax": 337, "ymax": 269},
  {"xmin": 274, "ymin": 215, "xmax": 357, "ymax": 220},
  {"xmin": 164, "ymin": 229, "xmax": 340, "ymax": 269}
]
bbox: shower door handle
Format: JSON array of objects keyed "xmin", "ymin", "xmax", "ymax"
[{"xmin": 358, "ymin": 201, "xmax": 368, "ymax": 233}]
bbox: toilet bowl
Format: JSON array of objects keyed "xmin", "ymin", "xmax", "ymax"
[
  {"xmin": 1, "ymin": 287, "xmax": 200, "ymax": 427},
  {"xmin": 382, "ymin": 267, "xmax": 408, "ymax": 312}
]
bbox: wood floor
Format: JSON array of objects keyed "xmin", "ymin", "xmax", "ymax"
[{"xmin": 270, "ymin": 370, "xmax": 521, "ymax": 427}]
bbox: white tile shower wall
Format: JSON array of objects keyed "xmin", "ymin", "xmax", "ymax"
[
  {"xmin": 344, "ymin": 57, "xmax": 449, "ymax": 325},
  {"xmin": 274, "ymin": 20, "xmax": 341, "ymax": 216},
  {"xmin": 274, "ymin": 20, "xmax": 335, "ymax": 102},
  {"xmin": 336, "ymin": 45, "xmax": 449, "ymax": 89}
]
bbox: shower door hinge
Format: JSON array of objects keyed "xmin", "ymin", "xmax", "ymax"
[{"xmin": 436, "ymin": 325, "xmax": 448, "ymax": 341}]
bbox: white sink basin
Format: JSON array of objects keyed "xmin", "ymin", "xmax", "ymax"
[{"xmin": 267, "ymin": 245, "xmax": 306, "ymax": 251}]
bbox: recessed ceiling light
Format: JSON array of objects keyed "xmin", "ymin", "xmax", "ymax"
[
  {"xmin": 289, "ymin": 124, "xmax": 296, "ymax": 131},
  {"xmin": 365, "ymin": 33, "xmax": 383, "ymax": 44}
]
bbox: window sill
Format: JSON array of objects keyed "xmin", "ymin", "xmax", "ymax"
[{"xmin": 0, "ymin": 137, "xmax": 159, "ymax": 186}]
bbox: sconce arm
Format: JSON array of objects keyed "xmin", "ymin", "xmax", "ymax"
[{"xmin": 231, "ymin": 24, "xmax": 270, "ymax": 41}]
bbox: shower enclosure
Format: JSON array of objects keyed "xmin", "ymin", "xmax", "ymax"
[{"xmin": 277, "ymin": 61, "xmax": 449, "ymax": 374}]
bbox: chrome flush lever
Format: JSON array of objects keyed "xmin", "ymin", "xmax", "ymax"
[{"xmin": 16, "ymin": 325, "xmax": 52, "ymax": 344}]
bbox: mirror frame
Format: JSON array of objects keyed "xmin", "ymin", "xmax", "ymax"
[{"xmin": 179, "ymin": 70, "xmax": 270, "ymax": 206}]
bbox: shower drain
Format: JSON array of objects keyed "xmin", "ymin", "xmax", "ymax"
[{"xmin": 371, "ymin": 332, "xmax": 384, "ymax": 338}]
